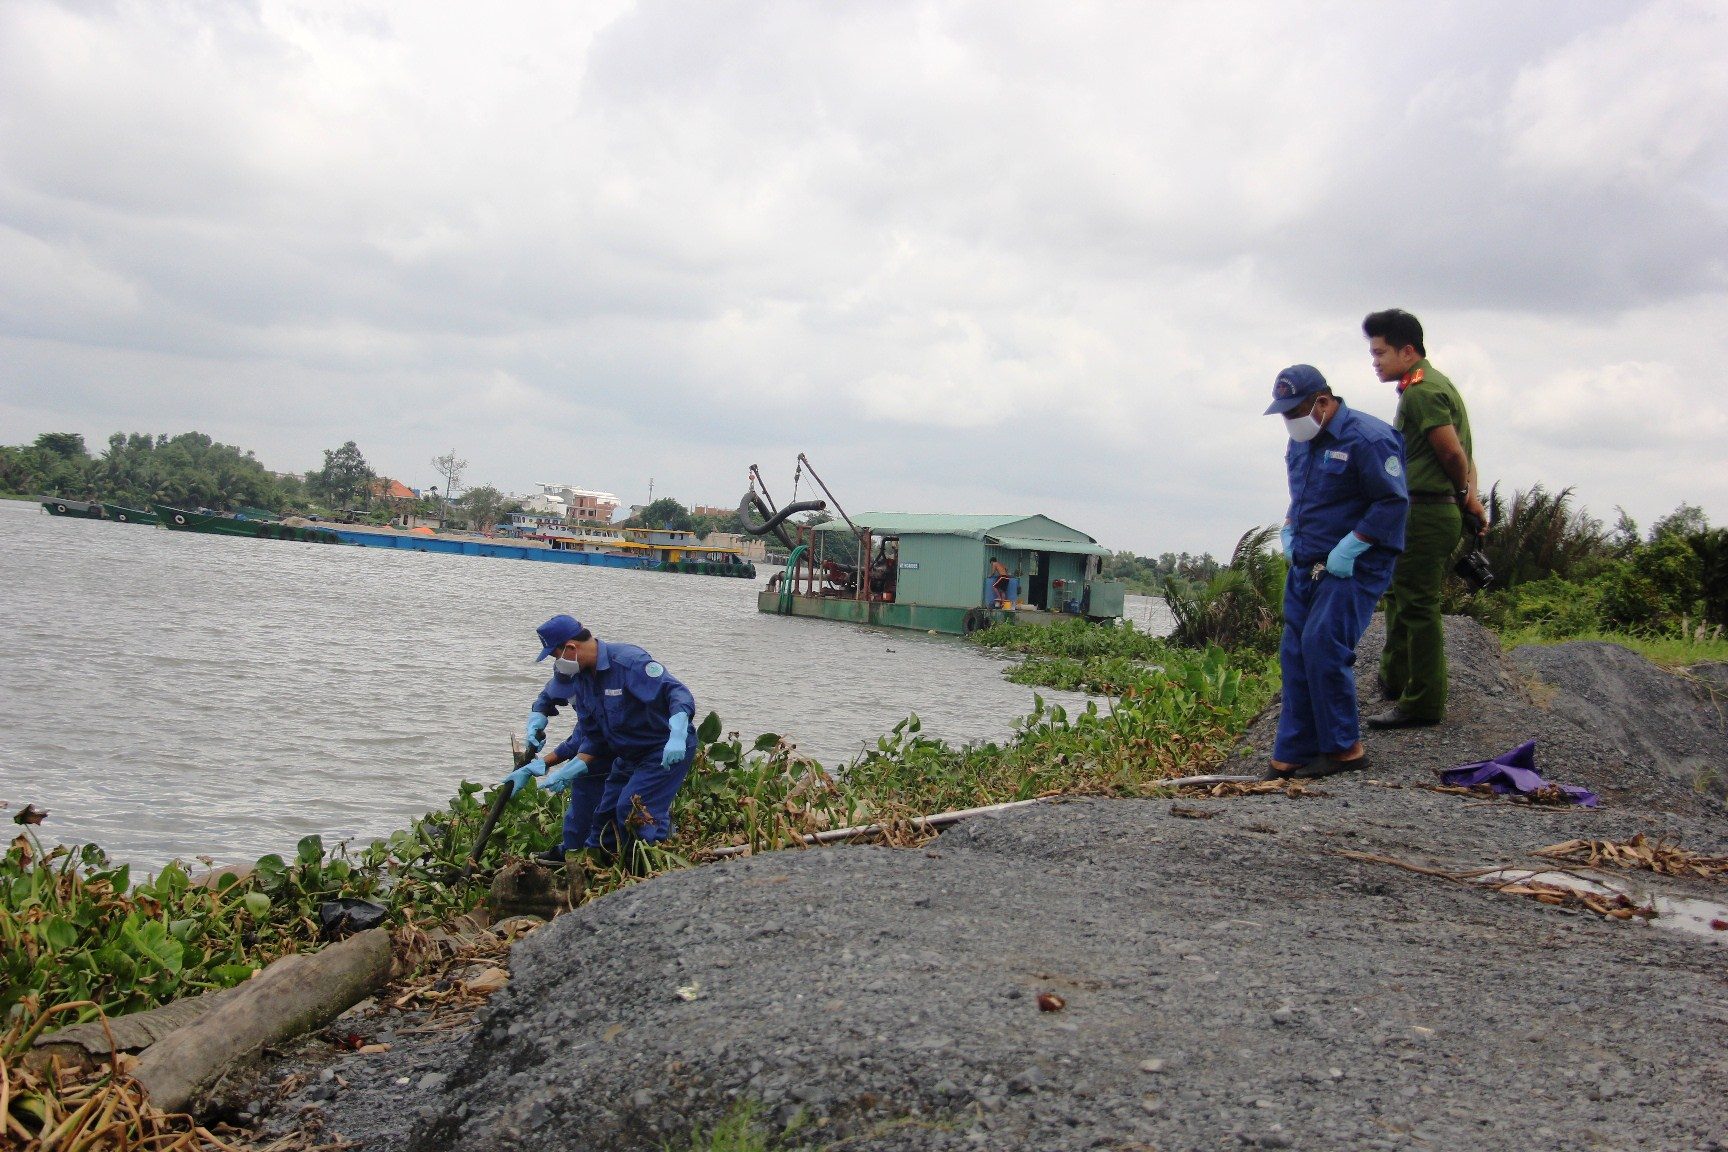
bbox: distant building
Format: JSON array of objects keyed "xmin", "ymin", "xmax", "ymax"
[
  {"xmin": 370, "ymin": 477, "xmax": 419, "ymax": 510},
  {"xmin": 527, "ymin": 483, "xmax": 619, "ymax": 525},
  {"xmin": 690, "ymin": 504, "xmax": 736, "ymax": 519}
]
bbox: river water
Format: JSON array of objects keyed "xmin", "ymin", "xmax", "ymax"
[{"xmin": 0, "ymin": 500, "xmax": 1170, "ymax": 869}]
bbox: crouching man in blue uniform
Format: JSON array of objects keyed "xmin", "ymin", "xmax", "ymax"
[
  {"xmin": 1263, "ymin": 364, "xmax": 1408, "ymax": 780},
  {"xmin": 508, "ymin": 615, "xmax": 606, "ymax": 863},
  {"xmin": 506, "ymin": 614, "xmax": 697, "ymax": 863}
]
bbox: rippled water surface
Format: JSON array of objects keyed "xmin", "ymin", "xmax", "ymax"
[{"xmin": 1, "ymin": 501, "xmax": 1171, "ymax": 868}]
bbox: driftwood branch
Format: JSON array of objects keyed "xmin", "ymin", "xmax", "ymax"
[
  {"xmin": 706, "ymin": 774, "xmax": 1263, "ymax": 859},
  {"xmin": 131, "ymin": 927, "xmax": 393, "ymax": 1113}
]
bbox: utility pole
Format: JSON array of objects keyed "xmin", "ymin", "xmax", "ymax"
[{"xmin": 648, "ymin": 476, "xmax": 654, "ymax": 504}]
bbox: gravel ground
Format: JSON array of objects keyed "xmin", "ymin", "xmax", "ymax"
[{"xmin": 223, "ymin": 618, "xmax": 1728, "ymax": 1151}]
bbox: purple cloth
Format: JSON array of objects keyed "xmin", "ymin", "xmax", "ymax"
[{"xmin": 1441, "ymin": 740, "xmax": 1599, "ymax": 807}]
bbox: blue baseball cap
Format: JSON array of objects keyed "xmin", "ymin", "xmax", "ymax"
[
  {"xmin": 1264, "ymin": 364, "xmax": 1328, "ymax": 415},
  {"xmin": 535, "ymin": 614, "xmax": 586, "ymax": 661}
]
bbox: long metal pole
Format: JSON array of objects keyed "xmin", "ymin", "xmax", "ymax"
[
  {"xmin": 749, "ymin": 464, "xmax": 780, "ymax": 513},
  {"xmin": 795, "ymin": 454, "xmax": 856, "ymax": 535}
]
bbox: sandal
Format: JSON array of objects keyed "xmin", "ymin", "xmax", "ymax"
[
  {"xmin": 1260, "ymin": 763, "xmax": 1306, "ymax": 782},
  {"xmin": 1295, "ymin": 755, "xmax": 1370, "ymax": 780}
]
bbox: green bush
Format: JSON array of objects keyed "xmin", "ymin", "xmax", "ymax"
[{"xmin": 1595, "ymin": 537, "xmax": 1702, "ymax": 634}]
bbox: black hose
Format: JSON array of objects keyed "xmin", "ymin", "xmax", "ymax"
[{"xmin": 738, "ymin": 491, "xmax": 826, "ymax": 549}]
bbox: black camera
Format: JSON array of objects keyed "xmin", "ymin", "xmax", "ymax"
[{"xmin": 1454, "ymin": 546, "xmax": 1494, "ymax": 592}]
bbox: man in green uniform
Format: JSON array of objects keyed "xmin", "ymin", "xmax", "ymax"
[{"xmin": 1362, "ymin": 309, "xmax": 1486, "ymax": 729}]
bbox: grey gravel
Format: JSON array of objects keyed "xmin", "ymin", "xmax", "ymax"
[{"xmin": 227, "ymin": 618, "xmax": 1727, "ymax": 1151}]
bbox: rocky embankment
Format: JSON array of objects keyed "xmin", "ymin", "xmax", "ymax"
[{"xmin": 234, "ymin": 619, "xmax": 1728, "ymax": 1151}]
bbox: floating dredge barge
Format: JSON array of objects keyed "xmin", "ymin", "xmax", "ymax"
[{"xmin": 746, "ymin": 456, "xmax": 1125, "ymax": 636}]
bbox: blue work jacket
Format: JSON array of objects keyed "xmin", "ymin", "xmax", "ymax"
[
  {"xmin": 549, "ymin": 641, "xmax": 696, "ymax": 764},
  {"xmin": 1285, "ymin": 401, "xmax": 1409, "ymax": 565},
  {"xmin": 530, "ymin": 676, "xmax": 578, "ymax": 718}
]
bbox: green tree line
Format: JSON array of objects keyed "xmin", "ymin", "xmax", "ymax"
[
  {"xmin": 1160, "ymin": 486, "xmax": 1727, "ymax": 663},
  {"xmin": 1101, "ymin": 549, "xmax": 1223, "ymax": 594},
  {"xmin": 1, "ymin": 431, "xmax": 520, "ymax": 529},
  {"xmin": 1, "ymin": 432, "xmax": 291, "ymax": 512}
]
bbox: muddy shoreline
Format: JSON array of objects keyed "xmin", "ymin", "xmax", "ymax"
[{"xmin": 220, "ymin": 619, "xmax": 1728, "ymax": 1151}]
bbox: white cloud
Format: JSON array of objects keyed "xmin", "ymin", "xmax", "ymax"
[{"xmin": 1, "ymin": 0, "xmax": 1726, "ymax": 553}]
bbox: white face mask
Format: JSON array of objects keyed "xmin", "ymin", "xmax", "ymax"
[
  {"xmin": 553, "ymin": 657, "xmax": 582, "ymax": 677},
  {"xmin": 1284, "ymin": 407, "xmax": 1324, "ymax": 442}
]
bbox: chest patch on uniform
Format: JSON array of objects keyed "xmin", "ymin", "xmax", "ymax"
[
  {"xmin": 605, "ymin": 688, "xmax": 624, "ymax": 697},
  {"xmin": 645, "ymin": 662, "xmax": 664, "ymax": 678},
  {"xmin": 1326, "ymin": 449, "xmax": 1349, "ymax": 462},
  {"xmin": 1386, "ymin": 457, "xmax": 1403, "ymax": 477}
]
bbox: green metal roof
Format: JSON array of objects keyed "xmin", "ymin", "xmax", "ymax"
[
  {"xmin": 814, "ymin": 512, "xmax": 1103, "ymax": 551},
  {"xmin": 814, "ymin": 513, "xmax": 1018, "ymax": 536},
  {"xmin": 986, "ymin": 534, "xmax": 1110, "ymax": 557}
]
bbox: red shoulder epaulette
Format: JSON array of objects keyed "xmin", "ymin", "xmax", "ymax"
[{"xmin": 1397, "ymin": 366, "xmax": 1424, "ymax": 394}]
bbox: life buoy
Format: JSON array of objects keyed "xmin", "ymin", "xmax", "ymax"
[
  {"xmin": 173, "ymin": 513, "xmax": 187, "ymax": 525},
  {"xmin": 54, "ymin": 503, "xmax": 68, "ymax": 514}
]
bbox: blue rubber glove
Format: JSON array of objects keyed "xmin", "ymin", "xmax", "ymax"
[
  {"xmin": 537, "ymin": 760, "xmax": 588, "ymax": 794},
  {"xmin": 502, "ymin": 763, "xmax": 539, "ymax": 793},
  {"xmin": 525, "ymin": 711, "xmax": 549, "ymax": 752},
  {"xmin": 1325, "ymin": 533, "xmax": 1372, "ymax": 579},
  {"xmin": 662, "ymin": 712, "xmax": 691, "ymax": 769},
  {"xmin": 1280, "ymin": 523, "xmax": 1294, "ymax": 557}
]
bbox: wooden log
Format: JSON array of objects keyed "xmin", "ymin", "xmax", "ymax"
[
  {"xmin": 27, "ymin": 985, "xmax": 243, "ymax": 1075},
  {"xmin": 131, "ymin": 927, "xmax": 393, "ymax": 1114}
]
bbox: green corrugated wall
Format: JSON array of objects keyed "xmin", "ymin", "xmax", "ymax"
[{"xmin": 897, "ymin": 535, "xmax": 989, "ymax": 608}]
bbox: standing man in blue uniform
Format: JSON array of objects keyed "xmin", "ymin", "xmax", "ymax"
[
  {"xmin": 1264, "ymin": 365, "xmax": 1408, "ymax": 779},
  {"xmin": 505, "ymin": 614, "xmax": 697, "ymax": 861}
]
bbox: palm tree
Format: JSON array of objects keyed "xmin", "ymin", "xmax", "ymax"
[
  {"xmin": 1481, "ymin": 484, "xmax": 1607, "ymax": 588},
  {"xmin": 1164, "ymin": 526, "xmax": 1286, "ymax": 652}
]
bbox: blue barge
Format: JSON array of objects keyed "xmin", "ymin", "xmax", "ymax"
[{"xmin": 329, "ymin": 526, "xmax": 652, "ymax": 569}]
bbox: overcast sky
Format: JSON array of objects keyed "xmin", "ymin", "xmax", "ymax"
[{"xmin": 3, "ymin": 1, "xmax": 1725, "ymax": 555}]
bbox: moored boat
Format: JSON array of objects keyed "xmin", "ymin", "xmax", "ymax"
[
  {"xmin": 41, "ymin": 498, "xmax": 104, "ymax": 519},
  {"xmin": 155, "ymin": 504, "xmax": 342, "ymax": 544},
  {"xmin": 101, "ymin": 503, "xmax": 159, "ymax": 525}
]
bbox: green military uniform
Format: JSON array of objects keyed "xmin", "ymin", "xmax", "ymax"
[{"xmin": 1381, "ymin": 359, "xmax": 1472, "ymax": 720}]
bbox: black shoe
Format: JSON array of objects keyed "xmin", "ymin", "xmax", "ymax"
[
  {"xmin": 1365, "ymin": 706, "xmax": 1440, "ymax": 730},
  {"xmin": 1376, "ymin": 676, "xmax": 1401, "ymax": 702},
  {"xmin": 1295, "ymin": 754, "xmax": 1371, "ymax": 779},
  {"xmin": 533, "ymin": 845, "xmax": 567, "ymax": 864}
]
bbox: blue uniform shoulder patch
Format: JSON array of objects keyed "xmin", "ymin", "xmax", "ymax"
[
  {"xmin": 645, "ymin": 661, "xmax": 664, "ymax": 678},
  {"xmin": 1386, "ymin": 457, "xmax": 1403, "ymax": 477}
]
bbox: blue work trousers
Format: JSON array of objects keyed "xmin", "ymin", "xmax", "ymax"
[
  {"xmin": 558, "ymin": 772, "xmax": 610, "ymax": 854},
  {"xmin": 584, "ymin": 739, "xmax": 695, "ymax": 852},
  {"xmin": 1273, "ymin": 560, "xmax": 1393, "ymax": 763}
]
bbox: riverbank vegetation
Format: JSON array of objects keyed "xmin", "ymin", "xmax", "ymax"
[
  {"xmin": 3, "ymin": 629, "xmax": 1271, "ymax": 1046},
  {"xmin": 1459, "ymin": 489, "xmax": 1728, "ymax": 666}
]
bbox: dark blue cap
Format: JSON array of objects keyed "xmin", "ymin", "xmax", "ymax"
[
  {"xmin": 1264, "ymin": 364, "xmax": 1328, "ymax": 415},
  {"xmin": 536, "ymin": 614, "xmax": 585, "ymax": 661}
]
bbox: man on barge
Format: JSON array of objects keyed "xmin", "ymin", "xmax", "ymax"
[{"xmin": 508, "ymin": 614, "xmax": 697, "ymax": 863}]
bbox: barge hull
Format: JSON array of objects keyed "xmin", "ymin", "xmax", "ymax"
[
  {"xmin": 331, "ymin": 528, "xmax": 650, "ymax": 568},
  {"xmin": 759, "ymin": 591, "xmax": 980, "ymax": 635}
]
